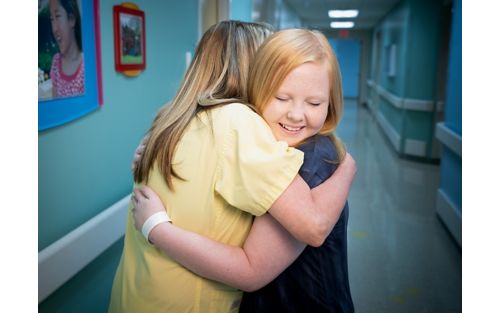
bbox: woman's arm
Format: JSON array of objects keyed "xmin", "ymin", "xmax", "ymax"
[
  {"xmin": 268, "ymin": 152, "xmax": 356, "ymax": 247},
  {"xmin": 132, "ymin": 187, "xmax": 305, "ymax": 292}
]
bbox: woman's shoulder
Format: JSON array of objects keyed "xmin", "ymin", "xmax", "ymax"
[
  {"xmin": 217, "ymin": 102, "xmax": 256, "ymax": 116},
  {"xmin": 212, "ymin": 102, "xmax": 264, "ymax": 127}
]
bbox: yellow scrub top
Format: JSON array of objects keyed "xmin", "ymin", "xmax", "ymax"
[{"xmin": 108, "ymin": 103, "xmax": 304, "ymax": 313}]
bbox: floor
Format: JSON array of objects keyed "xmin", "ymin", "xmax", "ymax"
[{"xmin": 338, "ymin": 99, "xmax": 462, "ymax": 313}]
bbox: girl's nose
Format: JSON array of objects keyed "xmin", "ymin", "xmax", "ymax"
[{"xmin": 287, "ymin": 104, "xmax": 305, "ymax": 122}]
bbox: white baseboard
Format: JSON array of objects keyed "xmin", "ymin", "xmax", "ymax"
[
  {"xmin": 404, "ymin": 138, "xmax": 427, "ymax": 157},
  {"xmin": 402, "ymin": 98, "xmax": 434, "ymax": 111},
  {"xmin": 436, "ymin": 189, "xmax": 462, "ymax": 246},
  {"xmin": 435, "ymin": 122, "xmax": 461, "ymax": 157},
  {"xmin": 38, "ymin": 194, "xmax": 130, "ymax": 303},
  {"xmin": 376, "ymin": 111, "xmax": 401, "ymax": 152},
  {"xmin": 368, "ymin": 79, "xmax": 438, "ymax": 112}
]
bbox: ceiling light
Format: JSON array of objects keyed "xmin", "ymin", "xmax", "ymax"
[
  {"xmin": 330, "ymin": 21, "xmax": 354, "ymax": 28},
  {"xmin": 328, "ymin": 10, "xmax": 359, "ymax": 18}
]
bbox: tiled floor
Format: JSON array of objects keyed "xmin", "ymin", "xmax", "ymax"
[{"xmin": 338, "ymin": 99, "xmax": 462, "ymax": 313}]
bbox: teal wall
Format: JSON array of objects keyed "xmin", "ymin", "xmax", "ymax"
[
  {"xmin": 438, "ymin": 0, "xmax": 461, "ymax": 229},
  {"xmin": 405, "ymin": 0, "xmax": 442, "ymax": 99},
  {"xmin": 443, "ymin": 0, "xmax": 461, "ymax": 135},
  {"xmin": 230, "ymin": 0, "xmax": 253, "ymax": 22},
  {"xmin": 378, "ymin": 3, "xmax": 409, "ymax": 96},
  {"xmin": 368, "ymin": 0, "xmax": 444, "ymax": 159},
  {"xmin": 278, "ymin": 0, "xmax": 302, "ymax": 29},
  {"xmin": 39, "ymin": 0, "xmax": 198, "ymax": 311},
  {"xmin": 251, "ymin": 0, "xmax": 301, "ymax": 30}
]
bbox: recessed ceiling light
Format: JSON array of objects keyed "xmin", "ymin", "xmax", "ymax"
[
  {"xmin": 328, "ymin": 10, "xmax": 359, "ymax": 18},
  {"xmin": 330, "ymin": 21, "xmax": 354, "ymax": 28}
]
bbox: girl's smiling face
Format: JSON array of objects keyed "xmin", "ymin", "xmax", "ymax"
[
  {"xmin": 262, "ymin": 60, "xmax": 330, "ymax": 147},
  {"xmin": 49, "ymin": 0, "xmax": 76, "ymax": 55}
]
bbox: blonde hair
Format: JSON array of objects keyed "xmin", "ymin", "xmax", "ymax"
[
  {"xmin": 134, "ymin": 21, "xmax": 273, "ymax": 187},
  {"xmin": 248, "ymin": 28, "xmax": 346, "ymax": 160}
]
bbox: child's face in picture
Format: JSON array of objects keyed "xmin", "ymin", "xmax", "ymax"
[
  {"xmin": 262, "ymin": 60, "xmax": 330, "ymax": 147},
  {"xmin": 49, "ymin": 0, "xmax": 76, "ymax": 55}
]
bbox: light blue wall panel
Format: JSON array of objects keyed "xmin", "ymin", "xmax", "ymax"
[
  {"xmin": 440, "ymin": 147, "xmax": 461, "ymax": 211},
  {"xmin": 436, "ymin": 0, "xmax": 461, "ymax": 245},
  {"xmin": 444, "ymin": 0, "xmax": 461, "ymax": 135}
]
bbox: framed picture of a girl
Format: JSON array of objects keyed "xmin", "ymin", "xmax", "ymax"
[{"xmin": 38, "ymin": 0, "xmax": 102, "ymax": 131}]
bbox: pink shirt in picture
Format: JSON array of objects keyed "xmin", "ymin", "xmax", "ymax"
[{"xmin": 50, "ymin": 53, "xmax": 85, "ymax": 98}]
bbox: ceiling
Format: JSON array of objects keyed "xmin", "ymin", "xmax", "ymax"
[{"xmin": 282, "ymin": 0, "xmax": 402, "ymax": 31}]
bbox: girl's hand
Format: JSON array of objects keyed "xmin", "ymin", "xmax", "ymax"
[
  {"xmin": 131, "ymin": 186, "xmax": 169, "ymax": 231},
  {"xmin": 131, "ymin": 134, "xmax": 149, "ymax": 172}
]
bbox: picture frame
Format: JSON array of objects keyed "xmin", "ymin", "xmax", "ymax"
[
  {"xmin": 113, "ymin": 4, "xmax": 146, "ymax": 74},
  {"xmin": 38, "ymin": 0, "xmax": 103, "ymax": 131}
]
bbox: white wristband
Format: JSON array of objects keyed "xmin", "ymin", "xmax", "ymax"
[{"xmin": 141, "ymin": 211, "xmax": 171, "ymax": 242}]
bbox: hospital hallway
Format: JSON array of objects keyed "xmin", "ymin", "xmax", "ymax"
[
  {"xmin": 337, "ymin": 99, "xmax": 461, "ymax": 313},
  {"xmin": 36, "ymin": 1, "xmax": 464, "ymax": 311}
]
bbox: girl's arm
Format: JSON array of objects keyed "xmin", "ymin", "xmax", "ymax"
[
  {"xmin": 268, "ymin": 152, "xmax": 356, "ymax": 247},
  {"xmin": 133, "ymin": 187, "xmax": 305, "ymax": 292}
]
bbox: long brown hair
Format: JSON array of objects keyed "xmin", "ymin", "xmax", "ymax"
[
  {"xmin": 248, "ymin": 28, "xmax": 346, "ymax": 160},
  {"xmin": 134, "ymin": 21, "xmax": 273, "ymax": 188}
]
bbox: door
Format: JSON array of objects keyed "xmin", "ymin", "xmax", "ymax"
[{"xmin": 329, "ymin": 39, "xmax": 361, "ymax": 99}]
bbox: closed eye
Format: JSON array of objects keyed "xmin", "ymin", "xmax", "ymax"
[{"xmin": 275, "ymin": 96, "xmax": 288, "ymax": 101}]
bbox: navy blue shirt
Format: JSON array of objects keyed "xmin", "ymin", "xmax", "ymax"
[{"xmin": 239, "ymin": 135, "xmax": 354, "ymax": 313}]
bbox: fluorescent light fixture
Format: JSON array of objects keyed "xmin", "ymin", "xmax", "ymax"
[
  {"xmin": 330, "ymin": 21, "xmax": 354, "ymax": 28},
  {"xmin": 328, "ymin": 10, "xmax": 359, "ymax": 18}
]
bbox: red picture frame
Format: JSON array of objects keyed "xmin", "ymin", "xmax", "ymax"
[{"xmin": 113, "ymin": 5, "xmax": 146, "ymax": 73}]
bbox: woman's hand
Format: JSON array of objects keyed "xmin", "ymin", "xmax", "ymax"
[
  {"xmin": 131, "ymin": 134, "xmax": 149, "ymax": 172},
  {"xmin": 131, "ymin": 186, "xmax": 169, "ymax": 231}
]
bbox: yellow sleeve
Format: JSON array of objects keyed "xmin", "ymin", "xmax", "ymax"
[{"xmin": 215, "ymin": 103, "xmax": 304, "ymax": 216}]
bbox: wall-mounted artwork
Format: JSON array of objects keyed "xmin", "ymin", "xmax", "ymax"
[
  {"xmin": 38, "ymin": 0, "xmax": 102, "ymax": 131},
  {"xmin": 113, "ymin": 4, "xmax": 146, "ymax": 77}
]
